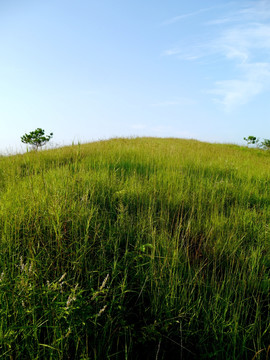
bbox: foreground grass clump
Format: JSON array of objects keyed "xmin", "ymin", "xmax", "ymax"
[{"xmin": 0, "ymin": 137, "xmax": 269, "ymax": 359}]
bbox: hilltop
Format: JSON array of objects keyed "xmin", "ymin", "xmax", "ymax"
[{"xmin": 0, "ymin": 137, "xmax": 269, "ymax": 359}]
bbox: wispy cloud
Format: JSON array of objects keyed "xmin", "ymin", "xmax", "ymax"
[
  {"xmin": 162, "ymin": 3, "xmax": 235, "ymax": 25},
  {"xmin": 209, "ymin": 62, "xmax": 270, "ymax": 110},
  {"xmin": 162, "ymin": 46, "xmax": 205, "ymax": 60},
  {"xmin": 216, "ymin": 24, "xmax": 270, "ymax": 62},
  {"xmin": 206, "ymin": 17, "xmax": 236, "ymax": 26},
  {"xmin": 164, "ymin": 0, "xmax": 270, "ymax": 110},
  {"xmin": 209, "ymin": 23, "xmax": 270, "ymax": 109},
  {"xmin": 238, "ymin": 0, "xmax": 270, "ymax": 21},
  {"xmin": 210, "ymin": 79, "xmax": 262, "ymax": 110},
  {"xmin": 150, "ymin": 97, "xmax": 196, "ymax": 107},
  {"xmin": 162, "ymin": 7, "xmax": 216, "ymax": 25}
]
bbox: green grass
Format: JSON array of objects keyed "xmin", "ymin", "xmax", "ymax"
[{"xmin": 0, "ymin": 137, "xmax": 269, "ymax": 359}]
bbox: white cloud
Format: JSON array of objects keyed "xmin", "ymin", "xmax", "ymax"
[
  {"xmin": 162, "ymin": 7, "xmax": 215, "ymax": 25},
  {"xmin": 163, "ymin": 46, "xmax": 205, "ymax": 60},
  {"xmin": 150, "ymin": 97, "xmax": 196, "ymax": 107},
  {"xmin": 209, "ymin": 24, "xmax": 270, "ymax": 108},
  {"xmin": 164, "ymin": 1, "xmax": 270, "ymax": 110},
  {"xmin": 238, "ymin": 0, "xmax": 270, "ymax": 21},
  {"xmin": 162, "ymin": 3, "xmax": 235, "ymax": 25},
  {"xmin": 216, "ymin": 24, "xmax": 270, "ymax": 63},
  {"xmin": 209, "ymin": 79, "xmax": 262, "ymax": 110},
  {"xmin": 205, "ymin": 17, "xmax": 236, "ymax": 26},
  {"xmin": 209, "ymin": 62, "xmax": 270, "ymax": 110}
]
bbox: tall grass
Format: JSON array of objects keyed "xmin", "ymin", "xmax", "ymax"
[{"xmin": 0, "ymin": 137, "xmax": 269, "ymax": 359}]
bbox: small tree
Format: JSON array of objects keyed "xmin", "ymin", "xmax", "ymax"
[
  {"xmin": 21, "ymin": 128, "xmax": 53, "ymax": 151},
  {"xmin": 243, "ymin": 136, "xmax": 259, "ymax": 147},
  {"xmin": 260, "ymin": 138, "xmax": 270, "ymax": 150}
]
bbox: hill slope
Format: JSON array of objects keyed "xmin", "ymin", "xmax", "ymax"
[{"xmin": 0, "ymin": 138, "xmax": 269, "ymax": 359}]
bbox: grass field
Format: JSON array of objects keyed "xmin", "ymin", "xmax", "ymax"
[{"xmin": 0, "ymin": 137, "xmax": 269, "ymax": 359}]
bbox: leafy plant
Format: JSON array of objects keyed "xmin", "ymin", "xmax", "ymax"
[
  {"xmin": 21, "ymin": 128, "xmax": 53, "ymax": 151},
  {"xmin": 260, "ymin": 138, "xmax": 270, "ymax": 150},
  {"xmin": 243, "ymin": 136, "xmax": 259, "ymax": 146}
]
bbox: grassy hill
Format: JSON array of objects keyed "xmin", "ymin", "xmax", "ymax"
[{"xmin": 0, "ymin": 137, "xmax": 269, "ymax": 359}]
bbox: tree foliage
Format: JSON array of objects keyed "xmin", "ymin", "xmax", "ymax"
[
  {"xmin": 244, "ymin": 136, "xmax": 270, "ymax": 150},
  {"xmin": 260, "ymin": 138, "xmax": 270, "ymax": 150},
  {"xmin": 21, "ymin": 128, "xmax": 53, "ymax": 151},
  {"xmin": 243, "ymin": 136, "xmax": 259, "ymax": 146}
]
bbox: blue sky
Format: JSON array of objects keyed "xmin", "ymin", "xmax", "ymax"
[{"xmin": 1, "ymin": 0, "xmax": 270, "ymax": 153}]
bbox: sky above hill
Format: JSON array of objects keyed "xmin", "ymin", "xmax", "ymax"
[{"xmin": 1, "ymin": 0, "xmax": 270, "ymax": 153}]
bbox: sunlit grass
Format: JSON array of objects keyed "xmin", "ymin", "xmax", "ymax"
[{"xmin": 0, "ymin": 137, "xmax": 269, "ymax": 359}]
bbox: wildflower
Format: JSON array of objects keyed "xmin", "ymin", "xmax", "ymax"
[
  {"xmin": 66, "ymin": 294, "xmax": 76, "ymax": 309},
  {"xmin": 65, "ymin": 284, "xmax": 78, "ymax": 309},
  {"xmin": 97, "ymin": 305, "xmax": 107, "ymax": 317},
  {"xmin": 58, "ymin": 273, "xmax": 67, "ymax": 283},
  {"xmin": 91, "ymin": 274, "xmax": 110, "ymax": 300},
  {"xmin": 20, "ymin": 256, "xmax": 25, "ymax": 272},
  {"xmin": 100, "ymin": 274, "xmax": 109, "ymax": 291},
  {"xmin": 28, "ymin": 262, "xmax": 33, "ymax": 275}
]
